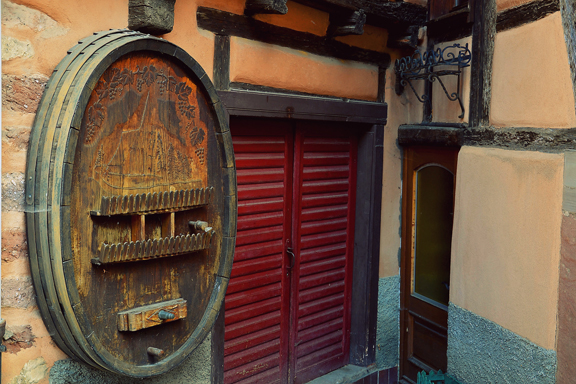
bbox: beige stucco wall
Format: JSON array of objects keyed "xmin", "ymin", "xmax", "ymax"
[
  {"xmin": 490, "ymin": 12, "xmax": 576, "ymax": 128},
  {"xmin": 450, "ymin": 146, "xmax": 564, "ymax": 350},
  {"xmin": 431, "ymin": 36, "xmax": 471, "ymax": 124},
  {"xmin": 229, "ymin": 36, "xmax": 379, "ymax": 101}
]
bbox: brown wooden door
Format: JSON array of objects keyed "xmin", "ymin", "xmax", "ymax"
[
  {"xmin": 400, "ymin": 147, "xmax": 458, "ymax": 383},
  {"xmin": 224, "ymin": 118, "xmax": 357, "ymax": 384}
]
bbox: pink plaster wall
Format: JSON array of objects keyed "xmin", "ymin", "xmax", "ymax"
[
  {"xmin": 450, "ymin": 146, "xmax": 563, "ymax": 350},
  {"xmin": 490, "ymin": 13, "xmax": 576, "ymax": 128},
  {"xmin": 229, "ymin": 37, "xmax": 379, "ymax": 101}
]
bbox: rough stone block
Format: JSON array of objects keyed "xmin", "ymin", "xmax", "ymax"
[
  {"xmin": 2, "ymin": 173, "xmax": 25, "ymax": 212},
  {"xmin": 128, "ymin": 0, "xmax": 176, "ymax": 35},
  {"xmin": 1, "ymin": 277, "xmax": 35, "ymax": 309},
  {"xmin": 9, "ymin": 357, "xmax": 48, "ymax": 384},
  {"xmin": 2, "ymin": 74, "xmax": 48, "ymax": 114},
  {"xmin": 2, "ymin": 228, "xmax": 28, "ymax": 263},
  {"xmin": 1, "ymin": 36, "xmax": 34, "ymax": 61},
  {"xmin": 3, "ymin": 126, "xmax": 30, "ymax": 173}
]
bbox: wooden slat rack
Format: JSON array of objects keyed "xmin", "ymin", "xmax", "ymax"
[{"xmin": 90, "ymin": 187, "xmax": 214, "ymax": 216}]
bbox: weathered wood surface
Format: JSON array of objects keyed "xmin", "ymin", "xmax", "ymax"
[
  {"xmin": 328, "ymin": 9, "xmax": 366, "ymax": 36},
  {"xmin": 118, "ymin": 298, "xmax": 187, "ymax": 331},
  {"xmin": 90, "ymin": 187, "xmax": 214, "ymax": 216},
  {"xmin": 25, "ymin": 30, "xmax": 236, "ymax": 377},
  {"xmin": 93, "ymin": 231, "xmax": 215, "ymax": 264},
  {"xmin": 293, "ymin": 0, "xmax": 427, "ymax": 26},
  {"xmin": 197, "ymin": 7, "xmax": 391, "ymax": 66},
  {"xmin": 496, "ymin": 0, "xmax": 559, "ymax": 32},
  {"xmin": 245, "ymin": 0, "xmax": 288, "ymax": 15}
]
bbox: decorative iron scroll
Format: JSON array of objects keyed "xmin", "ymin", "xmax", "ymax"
[
  {"xmin": 90, "ymin": 187, "xmax": 214, "ymax": 216},
  {"xmin": 395, "ymin": 43, "xmax": 471, "ymax": 119},
  {"xmin": 92, "ymin": 231, "xmax": 215, "ymax": 265}
]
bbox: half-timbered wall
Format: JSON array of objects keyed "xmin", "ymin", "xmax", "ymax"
[
  {"xmin": 389, "ymin": 0, "xmax": 576, "ymax": 383},
  {"xmin": 1, "ymin": 0, "xmax": 398, "ymax": 383}
]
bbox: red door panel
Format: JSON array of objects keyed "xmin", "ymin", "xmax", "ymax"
[
  {"xmin": 224, "ymin": 121, "xmax": 293, "ymax": 384},
  {"xmin": 291, "ymin": 128, "xmax": 357, "ymax": 384},
  {"xmin": 224, "ymin": 119, "xmax": 357, "ymax": 384}
]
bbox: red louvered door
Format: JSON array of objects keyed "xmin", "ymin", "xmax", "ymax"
[{"xmin": 224, "ymin": 118, "xmax": 357, "ymax": 384}]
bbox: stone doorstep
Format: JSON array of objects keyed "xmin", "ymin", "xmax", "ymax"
[{"xmin": 306, "ymin": 364, "xmax": 380, "ymax": 384}]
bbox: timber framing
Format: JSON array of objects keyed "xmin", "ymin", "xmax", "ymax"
[
  {"xmin": 293, "ymin": 0, "xmax": 427, "ymax": 27},
  {"xmin": 245, "ymin": 0, "xmax": 288, "ymax": 15},
  {"xmin": 496, "ymin": 0, "xmax": 560, "ymax": 32},
  {"xmin": 468, "ymin": 0, "xmax": 496, "ymax": 127},
  {"xmin": 560, "ymin": 0, "xmax": 576, "ymax": 119},
  {"xmin": 398, "ymin": 124, "xmax": 576, "ymax": 151},
  {"xmin": 197, "ymin": 7, "xmax": 391, "ymax": 66},
  {"xmin": 217, "ymin": 89, "xmax": 387, "ymax": 124}
]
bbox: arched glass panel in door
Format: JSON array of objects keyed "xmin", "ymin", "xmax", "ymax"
[{"xmin": 413, "ymin": 165, "xmax": 454, "ymax": 307}]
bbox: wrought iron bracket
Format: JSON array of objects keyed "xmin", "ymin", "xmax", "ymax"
[{"xmin": 395, "ymin": 43, "xmax": 471, "ymax": 119}]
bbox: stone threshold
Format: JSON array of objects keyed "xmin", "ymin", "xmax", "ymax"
[{"xmin": 307, "ymin": 364, "xmax": 380, "ymax": 384}]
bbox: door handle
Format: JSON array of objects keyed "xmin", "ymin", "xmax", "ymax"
[{"xmin": 286, "ymin": 247, "xmax": 295, "ymax": 269}]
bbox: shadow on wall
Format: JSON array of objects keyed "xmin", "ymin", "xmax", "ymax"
[{"xmin": 48, "ymin": 335, "xmax": 211, "ymax": 384}]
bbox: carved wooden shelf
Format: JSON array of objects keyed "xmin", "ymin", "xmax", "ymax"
[
  {"xmin": 117, "ymin": 298, "xmax": 187, "ymax": 332},
  {"xmin": 90, "ymin": 187, "xmax": 214, "ymax": 216},
  {"xmin": 92, "ymin": 231, "xmax": 215, "ymax": 265}
]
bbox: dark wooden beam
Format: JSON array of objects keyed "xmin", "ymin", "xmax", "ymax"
[
  {"xmin": 496, "ymin": 0, "xmax": 559, "ymax": 32},
  {"xmin": 213, "ymin": 35, "xmax": 230, "ymax": 90},
  {"xmin": 210, "ymin": 309, "xmax": 225, "ymax": 384},
  {"xmin": 469, "ymin": 0, "xmax": 496, "ymax": 127},
  {"xmin": 398, "ymin": 124, "xmax": 576, "ymax": 151},
  {"xmin": 293, "ymin": 0, "xmax": 427, "ymax": 27},
  {"xmin": 328, "ymin": 9, "xmax": 366, "ymax": 36},
  {"xmin": 427, "ymin": 7, "xmax": 473, "ymax": 42},
  {"xmin": 197, "ymin": 7, "xmax": 391, "ymax": 66},
  {"xmin": 350, "ymin": 123, "xmax": 383, "ymax": 366},
  {"xmin": 218, "ymin": 89, "xmax": 388, "ymax": 124},
  {"xmin": 245, "ymin": 0, "xmax": 288, "ymax": 15},
  {"xmin": 387, "ymin": 25, "xmax": 419, "ymax": 49}
]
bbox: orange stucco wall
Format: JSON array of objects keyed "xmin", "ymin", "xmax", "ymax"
[
  {"xmin": 490, "ymin": 12, "xmax": 576, "ymax": 128},
  {"xmin": 379, "ymin": 49, "xmax": 425, "ymax": 279},
  {"xmin": 254, "ymin": 1, "xmax": 329, "ymax": 36},
  {"xmin": 229, "ymin": 36, "xmax": 379, "ymax": 101},
  {"xmin": 496, "ymin": 0, "xmax": 533, "ymax": 12},
  {"xmin": 450, "ymin": 146, "xmax": 564, "ymax": 350}
]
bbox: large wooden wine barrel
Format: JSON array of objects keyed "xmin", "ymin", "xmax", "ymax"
[{"xmin": 25, "ymin": 30, "xmax": 237, "ymax": 377}]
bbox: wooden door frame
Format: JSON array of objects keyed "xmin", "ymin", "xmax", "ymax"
[
  {"xmin": 211, "ymin": 89, "xmax": 387, "ymax": 383},
  {"xmin": 399, "ymin": 146, "xmax": 459, "ymax": 383}
]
